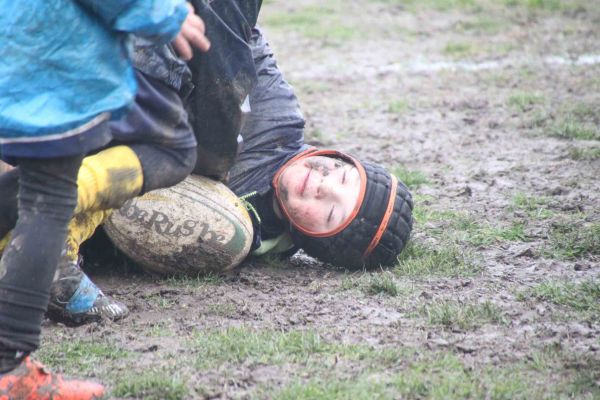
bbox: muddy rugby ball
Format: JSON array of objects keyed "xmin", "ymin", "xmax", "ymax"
[{"xmin": 104, "ymin": 175, "xmax": 253, "ymax": 276}]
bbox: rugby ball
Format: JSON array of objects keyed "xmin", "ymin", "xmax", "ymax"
[{"xmin": 104, "ymin": 174, "xmax": 253, "ymax": 276}]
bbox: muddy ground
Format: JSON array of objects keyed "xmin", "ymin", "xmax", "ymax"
[{"xmin": 38, "ymin": 1, "xmax": 599, "ymax": 399}]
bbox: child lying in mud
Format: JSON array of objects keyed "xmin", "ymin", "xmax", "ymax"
[{"xmin": 0, "ymin": 1, "xmax": 413, "ymax": 327}]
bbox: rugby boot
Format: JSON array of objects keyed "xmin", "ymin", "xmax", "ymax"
[
  {"xmin": 47, "ymin": 256, "xmax": 129, "ymax": 326},
  {"xmin": 75, "ymin": 145, "xmax": 143, "ymax": 214},
  {"xmin": 0, "ymin": 356, "xmax": 104, "ymax": 400}
]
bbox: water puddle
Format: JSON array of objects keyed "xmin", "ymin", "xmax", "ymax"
[{"xmin": 292, "ymin": 53, "xmax": 600, "ymax": 79}]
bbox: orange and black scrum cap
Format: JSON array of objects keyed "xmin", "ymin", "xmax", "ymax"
[{"xmin": 273, "ymin": 149, "xmax": 413, "ymax": 269}]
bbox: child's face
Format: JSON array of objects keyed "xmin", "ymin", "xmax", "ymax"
[{"xmin": 276, "ymin": 155, "xmax": 361, "ymax": 233}]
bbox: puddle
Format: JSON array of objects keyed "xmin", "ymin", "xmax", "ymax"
[{"xmin": 292, "ymin": 53, "xmax": 600, "ymax": 79}]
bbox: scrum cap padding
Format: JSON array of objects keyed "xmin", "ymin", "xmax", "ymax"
[{"xmin": 290, "ymin": 160, "xmax": 413, "ymax": 270}]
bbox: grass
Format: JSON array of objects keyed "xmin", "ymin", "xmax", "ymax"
[
  {"xmin": 164, "ymin": 273, "xmax": 223, "ymax": 288},
  {"xmin": 113, "ymin": 370, "xmax": 189, "ymax": 400},
  {"xmin": 391, "ymin": 166, "xmax": 429, "ymax": 188},
  {"xmin": 190, "ymin": 327, "xmax": 410, "ymax": 371},
  {"xmin": 340, "ymin": 271, "xmax": 411, "ymax": 297},
  {"xmin": 262, "ymin": 4, "xmax": 358, "ymax": 43},
  {"xmin": 420, "ymin": 300, "xmax": 505, "ymax": 330},
  {"xmin": 544, "ymin": 219, "xmax": 600, "ymax": 259},
  {"xmin": 507, "ymin": 92, "xmax": 545, "ymax": 112},
  {"xmin": 37, "ymin": 339, "xmax": 130, "ymax": 375},
  {"xmin": 458, "ymin": 221, "xmax": 527, "ymax": 246},
  {"xmin": 549, "ymin": 118, "xmax": 600, "ymax": 141},
  {"xmin": 567, "ymin": 146, "xmax": 600, "ymax": 160},
  {"xmin": 509, "ymin": 192, "xmax": 554, "ymax": 219},
  {"xmin": 395, "ymin": 241, "xmax": 480, "ymax": 278},
  {"xmin": 274, "ymin": 349, "xmax": 599, "ymax": 400},
  {"xmin": 443, "ymin": 42, "xmax": 474, "ymax": 58},
  {"xmin": 517, "ymin": 279, "xmax": 600, "ymax": 315},
  {"xmin": 387, "ymin": 100, "xmax": 409, "ymax": 114},
  {"xmin": 424, "ymin": 210, "xmax": 527, "ymax": 246},
  {"xmin": 542, "ymin": 102, "xmax": 600, "ymax": 141}
]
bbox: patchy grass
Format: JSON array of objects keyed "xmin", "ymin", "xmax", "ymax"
[
  {"xmin": 262, "ymin": 5, "xmax": 357, "ymax": 43},
  {"xmin": 37, "ymin": 339, "xmax": 130, "ymax": 375},
  {"xmin": 517, "ymin": 279, "xmax": 600, "ymax": 316},
  {"xmin": 205, "ymin": 302, "xmax": 238, "ymax": 317},
  {"xmin": 387, "ymin": 99, "xmax": 409, "ymax": 114},
  {"xmin": 544, "ymin": 219, "xmax": 600, "ymax": 259},
  {"xmin": 509, "ymin": 192, "xmax": 554, "ymax": 219},
  {"xmin": 455, "ymin": 16, "xmax": 505, "ymax": 34},
  {"xmin": 146, "ymin": 293, "xmax": 177, "ymax": 310},
  {"xmin": 549, "ymin": 118, "xmax": 600, "ymax": 141},
  {"xmin": 165, "ymin": 273, "xmax": 223, "ymax": 288},
  {"xmin": 341, "ymin": 271, "xmax": 411, "ymax": 297},
  {"xmin": 443, "ymin": 42, "xmax": 474, "ymax": 58},
  {"xmin": 395, "ymin": 241, "xmax": 480, "ymax": 278},
  {"xmin": 546, "ymin": 103, "xmax": 600, "ymax": 141},
  {"xmin": 420, "ymin": 300, "xmax": 505, "ymax": 330},
  {"xmin": 507, "ymin": 92, "xmax": 545, "ymax": 112},
  {"xmin": 113, "ymin": 370, "xmax": 189, "ymax": 400},
  {"xmin": 190, "ymin": 327, "xmax": 411, "ymax": 371},
  {"xmin": 274, "ymin": 349, "xmax": 600, "ymax": 399},
  {"xmin": 364, "ymin": 272, "xmax": 403, "ymax": 296},
  {"xmin": 456, "ymin": 220, "xmax": 527, "ymax": 246},
  {"xmin": 567, "ymin": 146, "xmax": 600, "ymax": 160},
  {"xmin": 392, "ymin": 166, "xmax": 429, "ymax": 188},
  {"xmin": 430, "ymin": 212, "xmax": 528, "ymax": 246}
]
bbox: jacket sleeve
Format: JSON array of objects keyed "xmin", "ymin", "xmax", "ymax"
[{"xmin": 75, "ymin": 0, "xmax": 188, "ymax": 43}]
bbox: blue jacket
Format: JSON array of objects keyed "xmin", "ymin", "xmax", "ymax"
[{"xmin": 0, "ymin": 0, "xmax": 188, "ymax": 143}]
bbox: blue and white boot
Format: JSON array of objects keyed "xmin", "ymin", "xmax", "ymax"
[{"xmin": 47, "ymin": 256, "xmax": 129, "ymax": 326}]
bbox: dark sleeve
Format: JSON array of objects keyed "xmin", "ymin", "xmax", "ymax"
[{"xmin": 186, "ymin": 0, "xmax": 259, "ymax": 181}]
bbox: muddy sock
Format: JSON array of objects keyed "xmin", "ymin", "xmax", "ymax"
[
  {"xmin": 130, "ymin": 144, "xmax": 196, "ymax": 193},
  {"xmin": 0, "ymin": 155, "xmax": 82, "ymax": 354}
]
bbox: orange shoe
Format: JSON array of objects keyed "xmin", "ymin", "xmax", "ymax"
[{"xmin": 0, "ymin": 357, "xmax": 104, "ymax": 400}]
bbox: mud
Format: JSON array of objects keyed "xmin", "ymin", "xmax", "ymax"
[{"xmin": 39, "ymin": 1, "xmax": 599, "ymax": 398}]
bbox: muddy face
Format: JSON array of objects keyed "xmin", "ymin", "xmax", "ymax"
[{"xmin": 275, "ymin": 155, "xmax": 361, "ymax": 233}]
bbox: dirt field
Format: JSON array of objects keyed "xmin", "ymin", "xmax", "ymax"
[{"xmin": 38, "ymin": 1, "xmax": 599, "ymax": 398}]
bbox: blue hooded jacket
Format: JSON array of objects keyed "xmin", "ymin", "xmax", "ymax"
[{"xmin": 0, "ymin": 0, "xmax": 188, "ymax": 143}]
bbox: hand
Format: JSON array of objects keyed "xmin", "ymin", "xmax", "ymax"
[{"xmin": 172, "ymin": 3, "xmax": 210, "ymax": 60}]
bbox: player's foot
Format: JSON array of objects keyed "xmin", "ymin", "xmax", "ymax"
[
  {"xmin": 0, "ymin": 356, "xmax": 104, "ymax": 400},
  {"xmin": 47, "ymin": 256, "xmax": 129, "ymax": 326}
]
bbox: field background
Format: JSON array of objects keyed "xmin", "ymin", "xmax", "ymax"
[{"xmin": 40, "ymin": 0, "xmax": 599, "ymax": 398}]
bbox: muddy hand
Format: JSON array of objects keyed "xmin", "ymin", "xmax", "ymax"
[{"xmin": 172, "ymin": 3, "xmax": 211, "ymax": 60}]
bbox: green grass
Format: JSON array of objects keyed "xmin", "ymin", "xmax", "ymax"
[
  {"xmin": 37, "ymin": 340, "xmax": 130, "ymax": 375},
  {"xmin": 387, "ymin": 100, "xmax": 409, "ymax": 114},
  {"xmin": 507, "ymin": 92, "xmax": 545, "ymax": 112},
  {"xmin": 262, "ymin": 5, "xmax": 358, "ymax": 43},
  {"xmin": 544, "ymin": 219, "xmax": 600, "ymax": 259},
  {"xmin": 164, "ymin": 273, "xmax": 223, "ymax": 288},
  {"xmin": 443, "ymin": 42, "xmax": 474, "ymax": 58},
  {"xmin": 113, "ymin": 370, "xmax": 189, "ymax": 400},
  {"xmin": 567, "ymin": 146, "xmax": 600, "ymax": 160},
  {"xmin": 190, "ymin": 327, "xmax": 410, "ymax": 371},
  {"xmin": 452, "ymin": 219, "xmax": 527, "ymax": 246},
  {"xmin": 395, "ymin": 241, "xmax": 480, "ymax": 278},
  {"xmin": 391, "ymin": 166, "xmax": 429, "ymax": 188},
  {"xmin": 518, "ymin": 279, "xmax": 600, "ymax": 315},
  {"xmin": 545, "ymin": 103, "xmax": 600, "ymax": 141},
  {"xmin": 420, "ymin": 300, "xmax": 505, "ymax": 330},
  {"xmin": 549, "ymin": 119, "xmax": 600, "ymax": 141},
  {"xmin": 509, "ymin": 192, "xmax": 554, "ymax": 219},
  {"xmin": 275, "ymin": 349, "xmax": 599, "ymax": 400},
  {"xmin": 341, "ymin": 271, "xmax": 411, "ymax": 297},
  {"xmin": 426, "ymin": 211, "xmax": 527, "ymax": 246},
  {"xmin": 455, "ymin": 16, "xmax": 505, "ymax": 34}
]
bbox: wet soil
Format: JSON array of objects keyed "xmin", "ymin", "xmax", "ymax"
[{"xmin": 39, "ymin": 1, "xmax": 599, "ymax": 398}]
